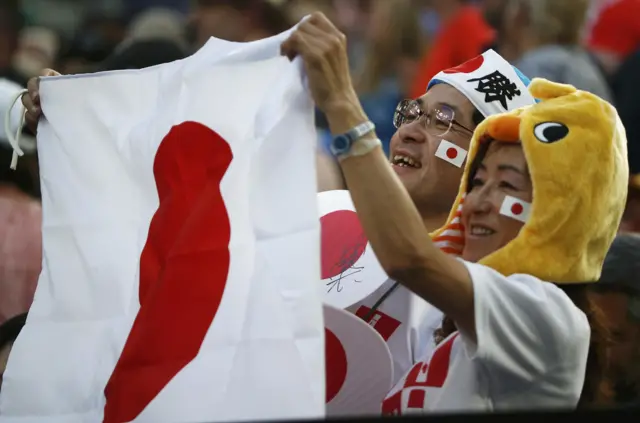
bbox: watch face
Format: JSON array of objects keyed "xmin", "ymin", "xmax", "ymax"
[{"xmin": 332, "ymin": 135, "xmax": 350, "ymax": 155}]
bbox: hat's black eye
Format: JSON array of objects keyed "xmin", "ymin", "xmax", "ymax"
[{"xmin": 533, "ymin": 122, "xmax": 569, "ymax": 143}]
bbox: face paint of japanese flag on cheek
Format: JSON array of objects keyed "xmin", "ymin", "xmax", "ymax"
[
  {"xmin": 500, "ymin": 195, "xmax": 531, "ymax": 223},
  {"xmin": 435, "ymin": 139, "xmax": 468, "ymax": 167}
]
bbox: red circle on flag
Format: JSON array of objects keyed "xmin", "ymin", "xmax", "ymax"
[
  {"xmin": 511, "ymin": 203, "xmax": 524, "ymax": 215},
  {"xmin": 104, "ymin": 121, "xmax": 233, "ymax": 423},
  {"xmin": 325, "ymin": 328, "xmax": 348, "ymax": 403},
  {"xmin": 442, "ymin": 55, "xmax": 484, "ymax": 74},
  {"xmin": 446, "ymin": 147, "xmax": 458, "ymax": 159},
  {"xmin": 320, "ymin": 210, "xmax": 367, "ymax": 279}
]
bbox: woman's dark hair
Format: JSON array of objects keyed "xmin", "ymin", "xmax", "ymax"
[
  {"xmin": 0, "ymin": 312, "xmax": 27, "ymax": 350},
  {"xmin": 561, "ymin": 285, "xmax": 613, "ymax": 406},
  {"xmin": 465, "ymin": 137, "xmax": 493, "ymax": 192}
]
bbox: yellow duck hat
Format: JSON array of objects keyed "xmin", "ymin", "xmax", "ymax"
[{"xmin": 431, "ymin": 78, "xmax": 629, "ymax": 283}]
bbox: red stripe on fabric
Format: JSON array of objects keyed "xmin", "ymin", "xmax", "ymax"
[
  {"xmin": 103, "ymin": 121, "xmax": 233, "ymax": 423},
  {"xmin": 425, "ymin": 333, "xmax": 458, "ymax": 387},
  {"xmin": 407, "ymin": 389, "xmax": 425, "ymax": 408},
  {"xmin": 438, "ymin": 246, "xmax": 462, "ymax": 255}
]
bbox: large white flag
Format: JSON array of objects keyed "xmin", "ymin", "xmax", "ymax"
[{"xmin": 0, "ymin": 28, "xmax": 324, "ymax": 423}]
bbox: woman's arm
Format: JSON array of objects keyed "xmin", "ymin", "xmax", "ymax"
[{"xmin": 282, "ymin": 13, "xmax": 476, "ymax": 339}]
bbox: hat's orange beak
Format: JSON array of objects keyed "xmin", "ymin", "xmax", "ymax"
[{"xmin": 485, "ymin": 114, "xmax": 521, "ymax": 143}]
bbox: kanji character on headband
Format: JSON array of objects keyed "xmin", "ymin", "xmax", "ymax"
[{"xmin": 426, "ymin": 49, "xmax": 537, "ymax": 117}]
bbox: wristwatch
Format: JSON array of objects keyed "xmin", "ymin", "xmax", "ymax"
[{"xmin": 330, "ymin": 121, "xmax": 380, "ymax": 160}]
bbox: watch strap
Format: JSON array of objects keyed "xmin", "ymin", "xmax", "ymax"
[
  {"xmin": 347, "ymin": 121, "xmax": 376, "ymax": 141},
  {"xmin": 332, "ymin": 120, "xmax": 380, "ymax": 160},
  {"xmin": 337, "ymin": 136, "xmax": 382, "ymax": 162}
]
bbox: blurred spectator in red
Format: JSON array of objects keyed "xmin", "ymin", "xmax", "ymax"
[
  {"xmin": 502, "ymin": 0, "xmax": 612, "ymax": 101},
  {"xmin": 409, "ymin": 0, "xmax": 494, "ymax": 99},
  {"xmin": 585, "ymin": 0, "xmax": 640, "ymax": 76}
]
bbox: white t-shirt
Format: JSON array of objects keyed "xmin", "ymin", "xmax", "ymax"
[
  {"xmin": 381, "ymin": 261, "xmax": 590, "ymax": 414},
  {"xmin": 348, "ymin": 280, "xmax": 443, "ymax": 383}
]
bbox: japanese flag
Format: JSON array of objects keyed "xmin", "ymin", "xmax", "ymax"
[
  {"xmin": 500, "ymin": 195, "xmax": 531, "ymax": 223},
  {"xmin": 435, "ymin": 139, "xmax": 467, "ymax": 167},
  {"xmin": 0, "ymin": 28, "xmax": 325, "ymax": 423}
]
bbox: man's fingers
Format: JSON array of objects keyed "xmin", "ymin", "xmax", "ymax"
[
  {"xmin": 21, "ymin": 91, "xmax": 34, "ymax": 111},
  {"xmin": 291, "ymin": 31, "xmax": 328, "ymax": 68},
  {"xmin": 28, "ymin": 69, "xmax": 60, "ymax": 104},
  {"xmin": 283, "ymin": 11, "xmax": 342, "ymax": 61},
  {"xmin": 280, "ymin": 35, "xmax": 299, "ymax": 61},
  {"xmin": 299, "ymin": 20, "xmax": 327, "ymax": 38},
  {"xmin": 41, "ymin": 68, "xmax": 60, "ymax": 77},
  {"xmin": 281, "ymin": 31, "xmax": 317, "ymax": 61},
  {"xmin": 307, "ymin": 12, "xmax": 339, "ymax": 34},
  {"xmin": 299, "ymin": 14, "xmax": 346, "ymax": 55},
  {"xmin": 26, "ymin": 77, "xmax": 39, "ymax": 105},
  {"xmin": 24, "ymin": 112, "xmax": 39, "ymax": 133},
  {"xmin": 299, "ymin": 21, "xmax": 343, "ymax": 50}
]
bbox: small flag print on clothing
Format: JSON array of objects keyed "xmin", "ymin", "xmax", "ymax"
[
  {"xmin": 435, "ymin": 140, "xmax": 467, "ymax": 167},
  {"xmin": 500, "ymin": 195, "xmax": 531, "ymax": 223}
]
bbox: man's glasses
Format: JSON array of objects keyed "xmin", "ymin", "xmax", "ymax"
[{"xmin": 392, "ymin": 99, "xmax": 474, "ymax": 137}]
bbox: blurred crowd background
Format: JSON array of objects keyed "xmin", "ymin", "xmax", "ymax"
[
  {"xmin": 1, "ymin": 0, "xmax": 640, "ymax": 408},
  {"xmin": 2, "ymin": 0, "xmax": 640, "ymax": 190}
]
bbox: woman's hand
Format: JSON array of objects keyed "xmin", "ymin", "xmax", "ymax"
[
  {"xmin": 280, "ymin": 12, "xmax": 363, "ymax": 129},
  {"xmin": 21, "ymin": 68, "xmax": 61, "ymax": 134}
]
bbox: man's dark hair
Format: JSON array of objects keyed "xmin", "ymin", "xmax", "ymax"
[
  {"xmin": 0, "ymin": 312, "xmax": 27, "ymax": 350},
  {"xmin": 472, "ymin": 108, "xmax": 485, "ymax": 127}
]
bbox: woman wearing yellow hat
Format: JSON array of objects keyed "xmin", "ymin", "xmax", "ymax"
[{"xmin": 282, "ymin": 13, "xmax": 627, "ymax": 411}]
